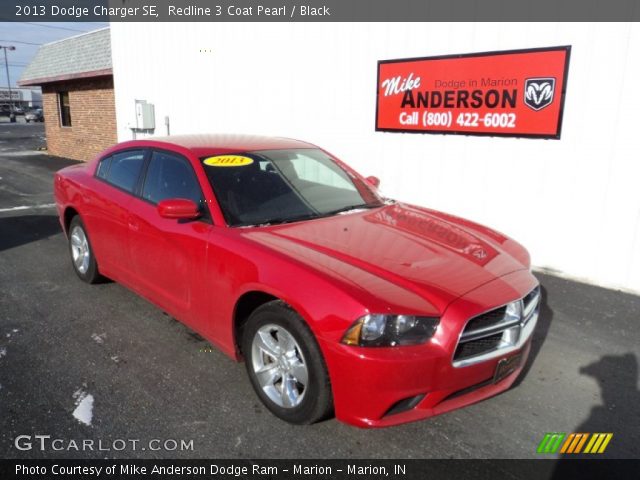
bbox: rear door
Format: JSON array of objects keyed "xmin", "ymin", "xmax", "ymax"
[
  {"xmin": 127, "ymin": 149, "xmax": 212, "ymax": 326},
  {"xmin": 85, "ymin": 149, "xmax": 146, "ymax": 281}
]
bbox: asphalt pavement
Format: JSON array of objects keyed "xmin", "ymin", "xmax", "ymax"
[{"xmin": 0, "ymin": 123, "xmax": 638, "ymax": 459}]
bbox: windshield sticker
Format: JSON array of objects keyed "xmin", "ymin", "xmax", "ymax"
[{"xmin": 204, "ymin": 155, "xmax": 254, "ymax": 167}]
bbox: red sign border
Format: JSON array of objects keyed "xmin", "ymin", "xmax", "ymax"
[{"xmin": 375, "ymin": 45, "xmax": 572, "ymax": 140}]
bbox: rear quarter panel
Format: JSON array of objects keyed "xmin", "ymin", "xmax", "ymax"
[{"xmin": 55, "ymin": 161, "xmax": 134, "ymax": 279}]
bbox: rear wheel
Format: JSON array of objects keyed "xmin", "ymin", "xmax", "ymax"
[
  {"xmin": 242, "ymin": 301, "xmax": 333, "ymax": 424},
  {"xmin": 68, "ymin": 216, "xmax": 101, "ymax": 284}
]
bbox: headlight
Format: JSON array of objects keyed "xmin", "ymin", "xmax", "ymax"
[{"xmin": 341, "ymin": 314, "xmax": 439, "ymax": 347}]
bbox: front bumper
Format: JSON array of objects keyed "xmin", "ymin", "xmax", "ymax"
[{"xmin": 322, "ymin": 269, "xmax": 539, "ymax": 427}]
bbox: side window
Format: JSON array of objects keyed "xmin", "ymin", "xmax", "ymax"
[
  {"xmin": 142, "ymin": 151, "xmax": 203, "ymax": 205},
  {"xmin": 95, "ymin": 156, "xmax": 112, "ymax": 180},
  {"xmin": 106, "ymin": 150, "xmax": 145, "ymax": 193}
]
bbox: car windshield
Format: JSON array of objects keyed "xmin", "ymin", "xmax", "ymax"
[{"xmin": 201, "ymin": 148, "xmax": 384, "ymax": 226}]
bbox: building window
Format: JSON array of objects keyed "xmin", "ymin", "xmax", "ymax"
[{"xmin": 58, "ymin": 91, "xmax": 71, "ymax": 127}]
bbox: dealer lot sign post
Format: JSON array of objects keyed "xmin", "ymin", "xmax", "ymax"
[{"xmin": 376, "ymin": 46, "xmax": 571, "ymax": 139}]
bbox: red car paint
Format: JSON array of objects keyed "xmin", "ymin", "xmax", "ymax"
[{"xmin": 54, "ymin": 134, "xmax": 539, "ymax": 427}]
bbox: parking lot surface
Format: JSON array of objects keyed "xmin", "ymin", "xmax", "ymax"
[{"xmin": 1, "ymin": 123, "xmax": 639, "ymax": 459}]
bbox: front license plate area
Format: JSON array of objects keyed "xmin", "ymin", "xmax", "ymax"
[{"xmin": 494, "ymin": 353, "xmax": 522, "ymax": 383}]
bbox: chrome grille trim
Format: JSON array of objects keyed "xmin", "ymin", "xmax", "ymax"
[
  {"xmin": 459, "ymin": 317, "xmax": 521, "ymax": 342},
  {"xmin": 453, "ymin": 285, "xmax": 541, "ymax": 367},
  {"xmin": 523, "ymin": 287, "xmax": 541, "ymax": 321}
]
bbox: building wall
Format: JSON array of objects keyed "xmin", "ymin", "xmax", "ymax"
[
  {"xmin": 42, "ymin": 76, "xmax": 117, "ymax": 161},
  {"xmin": 110, "ymin": 23, "xmax": 640, "ymax": 293}
]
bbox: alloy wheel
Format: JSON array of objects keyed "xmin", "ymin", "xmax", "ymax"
[{"xmin": 250, "ymin": 324, "xmax": 309, "ymax": 408}]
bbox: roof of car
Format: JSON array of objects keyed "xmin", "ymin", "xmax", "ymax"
[{"xmin": 140, "ymin": 134, "xmax": 318, "ymax": 156}]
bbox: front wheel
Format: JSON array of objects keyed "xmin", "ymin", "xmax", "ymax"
[
  {"xmin": 68, "ymin": 216, "xmax": 101, "ymax": 284},
  {"xmin": 242, "ymin": 301, "xmax": 333, "ymax": 424}
]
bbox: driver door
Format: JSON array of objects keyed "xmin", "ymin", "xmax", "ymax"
[{"xmin": 127, "ymin": 149, "xmax": 212, "ymax": 327}]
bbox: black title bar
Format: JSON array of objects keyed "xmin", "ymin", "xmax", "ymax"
[
  {"xmin": 2, "ymin": 459, "xmax": 640, "ymax": 480},
  {"xmin": 2, "ymin": 0, "xmax": 640, "ymax": 22}
]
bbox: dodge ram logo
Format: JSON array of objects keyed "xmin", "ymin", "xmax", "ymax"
[{"xmin": 524, "ymin": 78, "xmax": 555, "ymax": 111}]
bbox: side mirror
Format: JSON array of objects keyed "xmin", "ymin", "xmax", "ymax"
[
  {"xmin": 366, "ymin": 176, "xmax": 380, "ymax": 188},
  {"xmin": 157, "ymin": 198, "xmax": 200, "ymax": 220}
]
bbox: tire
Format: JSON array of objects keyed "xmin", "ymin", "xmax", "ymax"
[
  {"xmin": 68, "ymin": 216, "xmax": 101, "ymax": 284},
  {"xmin": 242, "ymin": 301, "xmax": 333, "ymax": 424}
]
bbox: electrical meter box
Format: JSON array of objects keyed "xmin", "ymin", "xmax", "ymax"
[{"xmin": 135, "ymin": 100, "xmax": 155, "ymax": 129}]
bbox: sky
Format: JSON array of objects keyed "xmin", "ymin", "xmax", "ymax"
[{"xmin": 0, "ymin": 22, "xmax": 109, "ymax": 88}]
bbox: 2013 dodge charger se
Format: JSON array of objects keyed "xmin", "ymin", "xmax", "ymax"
[{"xmin": 54, "ymin": 134, "xmax": 540, "ymax": 427}]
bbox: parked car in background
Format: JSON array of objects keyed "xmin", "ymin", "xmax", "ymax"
[
  {"xmin": 25, "ymin": 109, "xmax": 43, "ymax": 122},
  {"xmin": 53, "ymin": 134, "xmax": 540, "ymax": 427}
]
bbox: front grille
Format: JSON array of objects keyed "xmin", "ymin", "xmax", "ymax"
[
  {"xmin": 442, "ymin": 376, "xmax": 495, "ymax": 402},
  {"xmin": 522, "ymin": 286, "xmax": 539, "ymax": 308},
  {"xmin": 522, "ymin": 286, "xmax": 541, "ymax": 324},
  {"xmin": 454, "ymin": 333, "xmax": 503, "ymax": 360},
  {"xmin": 463, "ymin": 306, "xmax": 507, "ymax": 333},
  {"xmin": 453, "ymin": 285, "xmax": 541, "ymax": 365}
]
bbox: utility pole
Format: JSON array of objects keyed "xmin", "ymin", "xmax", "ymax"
[{"xmin": 0, "ymin": 45, "xmax": 16, "ymax": 123}]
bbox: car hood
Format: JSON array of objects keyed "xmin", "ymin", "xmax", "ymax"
[{"xmin": 244, "ymin": 203, "xmax": 530, "ymax": 313}]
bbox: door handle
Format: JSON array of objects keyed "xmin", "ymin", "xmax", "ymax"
[{"xmin": 128, "ymin": 216, "xmax": 140, "ymax": 232}]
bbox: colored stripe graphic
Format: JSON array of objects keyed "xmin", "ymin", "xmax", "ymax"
[
  {"xmin": 537, "ymin": 433, "xmax": 565, "ymax": 454},
  {"xmin": 597, "ymin": 434, "xmax": 613, "ymax": 453},
  {"xmin": 566, "ymin": 433, "xmax": 588, "ymax": 453},
  {"xmin": 559, "ymin": 434, "xmax": 575, "ymax": 454},
  {"xmin": 584, "ymin": 433, "xmax": 613, "ymax": 454},
  {"xmin": 539, "ymin": 433, "xmax": 613, "ymax": 454}
]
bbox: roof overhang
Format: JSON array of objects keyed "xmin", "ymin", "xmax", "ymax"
[{"xmin": 18, "ymin": 68, "xmax": 113, "ymax": 87}]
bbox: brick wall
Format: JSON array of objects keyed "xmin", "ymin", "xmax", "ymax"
[{"xmin": 42, "ymin": 76, "xmax": 117, "ymax": 162}]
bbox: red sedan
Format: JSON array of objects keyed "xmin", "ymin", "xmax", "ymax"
[{"xmin": 54, "ymin": 134, "xmax": 540, "ymax": 427}]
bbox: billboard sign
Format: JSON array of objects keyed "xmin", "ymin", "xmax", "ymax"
[{"xmin": 376, "ymin": 46, "xmax": 571, "ymax": 139}]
